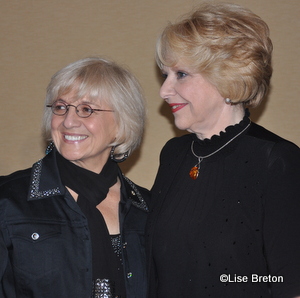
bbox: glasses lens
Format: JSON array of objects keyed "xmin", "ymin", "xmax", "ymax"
[
  {"xmin": 52, "ymin": 101, "xmax": 67, "ymax": 115},
  {"xmin": 77, "ymin": 104, "xmax": 93, "ymax": 118}
]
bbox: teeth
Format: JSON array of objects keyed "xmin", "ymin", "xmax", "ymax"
[
  {"xmin": 172, "ymin": 105, "xmax": 181, "ymax": 110},
  {"xmin": 64, "ymin": 135, "xmax": 87, "ymax": 141}
]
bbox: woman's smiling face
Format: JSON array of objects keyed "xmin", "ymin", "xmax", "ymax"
[
  {"xmin": 51, "ymin": 90, "xmax": 118, "ymax": 173},
  {"xmin": 160, "ymin": 62, "xmax": 228, "ymax": 139}
]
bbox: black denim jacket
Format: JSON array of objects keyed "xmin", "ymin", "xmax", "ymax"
[{"xmin": 0, "ymin": 151, "xmax": 149, "ymax": 298}]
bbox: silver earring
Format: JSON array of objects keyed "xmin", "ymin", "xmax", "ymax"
[
  {"xmin": 110, "ymin": 146, "xmax": 129, "ymax": 163},
  {"xmin": 225, "ymin": 98, "xmax": 231, "ymax": 104}
]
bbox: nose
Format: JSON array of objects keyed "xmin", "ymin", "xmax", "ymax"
[
  {"xmin": 62, "ymin": 106, "xmax": 81, "ymax": 128},
  {"xmin": 159, "ymin": 76, "xmax": 176, "ymax": 100}
]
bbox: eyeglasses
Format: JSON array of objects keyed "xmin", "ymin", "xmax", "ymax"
[{"xmin": 46, "ymin": 100, "xmax": 114, "ymax": 118}]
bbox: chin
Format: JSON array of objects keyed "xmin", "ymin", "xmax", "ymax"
[
  {"xmin": 174, "ymin": 121, "xmax": 189, "ymax": 132},
  {"xmin": 58, "ymin": 150, "xmax": 82, "ymax": 162}
]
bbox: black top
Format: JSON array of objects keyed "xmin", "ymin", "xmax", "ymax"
[
  {"xmin": 56, "ymin": 151, "xmax": 126, "ymax": 296},
  {"xmin": 147, "ymin": 114, "xmax": 300, "ymax": 298}
]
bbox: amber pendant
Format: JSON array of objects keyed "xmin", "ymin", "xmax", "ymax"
[{"xmin": 189, "ymin": 166, "xmax": 199, "ymax": 180}]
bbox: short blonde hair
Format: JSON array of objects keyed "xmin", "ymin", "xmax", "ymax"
[
  {"xmin": 156, "ymin": 2, "xmax": 273, "ymax": 107},
  {"xmin": 43, "ymin": 57, "xmax": 146, "ymax": 157}
]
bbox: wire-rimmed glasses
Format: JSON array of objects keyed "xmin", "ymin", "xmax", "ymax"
[{"xmin": 46, "ymin": 100, "xmax": 114, "ymax": 118}]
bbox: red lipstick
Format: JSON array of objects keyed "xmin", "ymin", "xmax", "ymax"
[{"xmin": 169, "ymin": 103, "xmax": 188, "ymax": 113}]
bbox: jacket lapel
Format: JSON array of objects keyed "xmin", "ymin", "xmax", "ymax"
[
  {"xmin": 28, "ymin": 151, "xmax": 65, "ymax": 201},
  {"xmin": 119, "ymin": 170, "xmax": 149, "ymax": 213}
]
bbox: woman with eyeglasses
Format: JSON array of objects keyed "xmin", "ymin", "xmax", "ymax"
[{"xmin": 0, "ymin": 57, "xmax": 149, "ymax": 298}]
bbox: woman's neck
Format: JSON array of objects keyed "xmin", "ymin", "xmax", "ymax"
[{"xmin": 193, "ymin": 104, "xmax": 245, "ymax": 140}]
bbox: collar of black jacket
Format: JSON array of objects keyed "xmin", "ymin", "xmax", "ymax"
[{"xmin": 27, "ymin": 150, "xmax": 149, "ymax": 212}]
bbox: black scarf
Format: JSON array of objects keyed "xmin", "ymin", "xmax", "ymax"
[{"xmin": 56, "ymin": 151, "xmax": 126, "ymax": 296}]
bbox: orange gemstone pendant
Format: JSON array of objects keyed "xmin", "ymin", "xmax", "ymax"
[{"xmin": 189, "ymin": 166, "xmax": 199, "ymax": 180}]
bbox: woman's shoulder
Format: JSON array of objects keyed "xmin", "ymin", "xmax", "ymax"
[
  {"xmin": 0, "ymin": 168, "xmax": 31, "ymax": 189},
  {"xmin": 246, "ymin": 123, "xmax": 300, "ymax": 171},
  {"xmin": 0, "ymin": 168, "xmax": 32, "ymax": 212},
  {"xmin": 248, "ymin": 122, "xmax": 298, "ymax": 147},
  {"xmin": 161, "ymin": 134, "xmax": 192, "ymax": 155}
]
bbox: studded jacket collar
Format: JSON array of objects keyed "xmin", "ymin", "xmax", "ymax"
[{"xmin": 27, "ymin": 150, "xmax": 148, "ymax": 213}]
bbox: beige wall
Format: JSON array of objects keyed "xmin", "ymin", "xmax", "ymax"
[{"xmin": 1, "ymin": 0, "xmax": 299, "ymax": 189}]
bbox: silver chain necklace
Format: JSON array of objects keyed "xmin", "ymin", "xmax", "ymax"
[{"xmin": 189, "ymin": 121, "xmax": 251, "ymax": 180}]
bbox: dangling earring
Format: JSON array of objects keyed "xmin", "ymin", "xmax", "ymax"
[
  {"xmin": 225, "ymin": 98, "xmax": 232, "ymax": 105},
  {"xmin": 110, "ymin": 146, "xmax": 129, "ymax": 163},
  {"xmin": 45, "ymin": 141, "xmax": 55, "ymax": 154}
]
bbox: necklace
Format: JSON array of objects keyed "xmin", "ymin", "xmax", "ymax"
[{"xmin": 189, "ymin": 121, "xmax": 251, "ymax": 180}]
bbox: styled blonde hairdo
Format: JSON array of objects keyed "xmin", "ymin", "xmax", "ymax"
[
  {"xmin": 156, "ymin": 2, "xmax": 273, "ymax": 107},
  {"xmin": 43, "ymin": 57, "xmax": 146, "ymax": 157}
]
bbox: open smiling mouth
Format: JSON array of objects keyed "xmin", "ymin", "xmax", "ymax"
[{"xmin": 64, "ymin": 135, "xmax": 87, "ymax": 141}]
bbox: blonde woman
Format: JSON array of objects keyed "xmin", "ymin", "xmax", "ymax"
[{"xmin": 147, "ymin": 3, "xmax": 300, "ymax": 297}]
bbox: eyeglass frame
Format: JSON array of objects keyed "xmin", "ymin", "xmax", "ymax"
[{"xmin": 46, "ymin": 100, "xmax": 114, "ymax": 118}]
